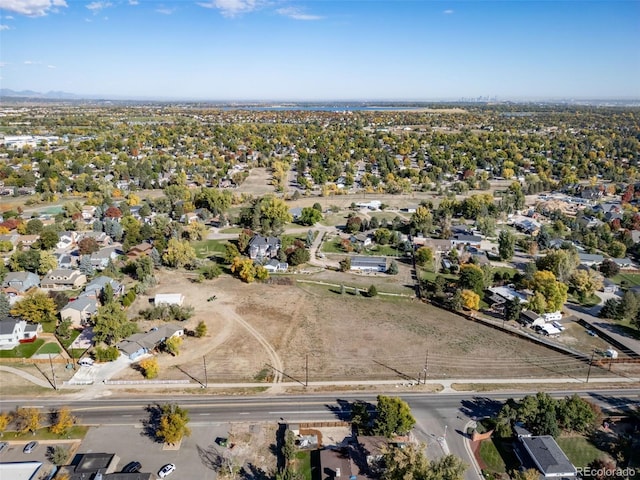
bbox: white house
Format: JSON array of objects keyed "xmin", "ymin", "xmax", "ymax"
[
  {"xmin": 0, "ymin": 318, "xmax": 42, "ymax": 350},
  {"xmin": 350, "ymin": 256, "xmax": 387, "ymax": 272}
]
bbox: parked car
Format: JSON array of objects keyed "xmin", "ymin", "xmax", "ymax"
[
  {"xmin": 158, "ymin": 463, "xmax": 176, "ymax": 478},
  {"xmin": 0, "ymin": 442, "xmax": 8, "ymax": 454},
  {"xmin": 551, "ymin": 321, "xmax": 565, "ymax": 331},
  {"xmin": 122, "ymin": 461, "xmax": 142, "ymax": 473},
  {"xmin": 23, "ymin": 441, "xmax": 38, "ymax": 454}
]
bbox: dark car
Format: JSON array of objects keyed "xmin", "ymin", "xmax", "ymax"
[
  {"xmin": 23, "ymin": 441, "xmax": 38, "ymax": 454},
  {"xmin": 122, "ymin": 461, "xmax": 142, "ymax": 473}
]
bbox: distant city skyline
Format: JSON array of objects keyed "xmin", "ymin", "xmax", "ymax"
[{"xmin": 1, "ymin": 0, "xmax": 639, "ymax": 101}]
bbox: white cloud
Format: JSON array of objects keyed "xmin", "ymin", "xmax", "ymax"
[
  {"xmin": 197, "ymin": 0, "xmax": 262, "ymax": 17},
  {"xmin": 86, "ymin": 1, "xmax": 112, "ymax": 12},
  {"xmin": 443, "ymin": 9, "xmax": 454, "ymax": 14},
  {"xmin": 47, "ymin": 64, "xmax": 56, "ymax": 68},
  {"xmin": 24, "ymin": 60, "xmax": 40, "ymax": 64},
  {"xmin": 0, "ymin": 0, "xmax": 67, "ymax": 17},
  {"xmin": 128, "ymin": 0, "xmax": 138, "ymax": 4},
  {"xmin": 276, "ymin": 6, "xmax": 322, "ymax": 20},
  {"xmin": 156, "ymin": 6, "xmax": 174, "ymax": 14},
  {"xmin": 0, "ymin": 24, "xmax": 10, "ymax": 30}
]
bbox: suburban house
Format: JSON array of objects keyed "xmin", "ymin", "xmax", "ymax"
[
  {"xmin": 413, "ymin": 237, "xmax": 452, "ymax": 254},
  {"xmin": 54, "ymin": 253, "xmax": 75, "ymax": 269},
  {"xmin": 41, "ymin": 269, "xmax": 87, "ymax": 290},
  {"xmin": 248, "ymin": 235, "xmax": 281, "ymax": 260},
  {"xmin": 289, "ymin": 207, "xmax": 303, "ymax": 221},
  {"xmin": 350, "ymin": 255, "xmax": 387, "ymax": 272},
  {"xmin": 81, "ymin": 276, "xmax": 125, "ymax": 299},
  {"xmin": 357, "ymin": 436, "xmax": 388, "ymax": 469},
  {"xmin": 154, "ymin": 293, "xmax": 185, "ymax": 306},
  {"xmin": 2, "ymin": 271, "xmax": 40, "ymax": 294},
  {"xmin": 578, "ymin": 253, "xmax": 604, "ymax": 267},
  {"xmin": 318, "ymin": 448, "xmax": 358, "ymax": 480},
  {"xmin": 89, "ymin": 246, "xmax": 121, "ymax": 270},
  {"xmin": 60, "ymin": 297, "xmax": 99, "ymax": 327},
  {"xmin": 117, "ymin": 324, "xmax": 184, "ymax": 360},
  {"xmin": 264, "ymin": 259, "xmax": 288, "ymax": 273},
  {"xmin": 450, "ymin": 234, "xmax": 482, "ymax": 249},
  {"xmin": 613, "ymin": 257, "xmax": 634, "ymax": 269},
  {"xmin": 56, "ymin": 231, "xmax": 78, "ymax": 250},
  {"xmin": 516, "ymin": 433, "xmax": 577, "ymax": 479},
  {"xmin": 488, "ymin": 286, "xmax": 528, "ymax": 306},
  {"xmin": 0, "ymin": 317, "xmax": 42, "ymax": 350},
  {"xmin": 56, "ymin": 451, "xmax": 155, "ymax": 480},
  {"xmin": 16, "ymin": 234, "xmax": 40, "ymax": 249},
  {"xmin": 79, "ymin": 231, "xmax": 112, "ymax": 246},
  {"xmin": 126, "ymin": 242, "xmax": 153, "ymax": 260},
  {"xmin": 350, "ymin": 233, "xmax": 372, "ymax": 248},
  {"xmin": 519, "ymin": 310, "xmax": 544, "ymax": 328}
]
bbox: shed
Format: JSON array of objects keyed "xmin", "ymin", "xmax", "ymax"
[{"xmin": 519, "ymin": 435, "xmax": 577, "ymax": 478}]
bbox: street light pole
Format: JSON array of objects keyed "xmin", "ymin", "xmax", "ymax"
[
  {"xmin": 305, "ymin": 354, "xmax": 309, "ymax": 387},
  {"xmin": 203, "ymin": 356, "xmax": 208, "ymax": 388}
]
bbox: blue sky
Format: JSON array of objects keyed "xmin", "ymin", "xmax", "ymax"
[{"xmin": 1, "ymin": 0, "xmax": 639, "ymax": 101}]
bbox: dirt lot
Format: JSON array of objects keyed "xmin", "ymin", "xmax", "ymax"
[{"xmin": 110, "ymin": 269, "xmax": 616, "ymax": 385}]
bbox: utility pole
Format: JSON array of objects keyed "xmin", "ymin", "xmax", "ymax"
[
  {"xmin": 203, "ymin": 356, "xmax": 208, "ymax": 388},
  {"xmin": 49, "ymin": 353, "xmax": 57, "ymax": 390},
  {"xmin": 305, "ymin": 354, "xmax": 309, "ymax": 387},
  {"xmin": 423, "ymin": 351, "xmax": 429, "ymax": 384},
  {"xmin": 586, "ymin": 350, "xmax": 595, "ymax": 383}
]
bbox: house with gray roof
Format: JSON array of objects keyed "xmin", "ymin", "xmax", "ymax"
[
  {"xmin": 117, "ymin": 324, "xmax": 184, "ymax": 360},
  {"xmin": 81, "ymin": 276, "xmax": 124, "ymax": 299},
  {"xmin": 2, "ymin": 271, "xmax": 40, "ymax": 293},
  {"xmin": 578, "ymin": 253, "xmax": 604, "ymax": 266},
  {"xmin": 248, "ymin": 235, "xmax": 281, "ymax": 260},
  {"xmin": 350, "ymin": 255, "xmax": 387, "ymax": 272},
  {"xmin": 60, "ymin": 297, "xmax": 99, "ymax": 327},
  {"xmin": 517, "ymin": 435, "xmax": 577, "ymax": 478},
  {"xmin": 89, "ymin": 246, "xmax": 121, "ymax": 270}
]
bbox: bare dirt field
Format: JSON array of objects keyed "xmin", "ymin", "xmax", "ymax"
[
  {"xmin": 234, "ymin": 167, "xmax": 276, "ymax": 196},
  {"xmin": 111, "ymin": 269, "xmax": 617, "ymax": 385}
]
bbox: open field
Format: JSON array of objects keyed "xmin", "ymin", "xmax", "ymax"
[{"xmin": 110, "ymin": 270, "xmax": 624, "ymax": 384}]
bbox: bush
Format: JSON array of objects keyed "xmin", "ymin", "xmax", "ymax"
[
  {"xmin": 93, "ymin": 346, "xmax": 119, "ymax": 362},
  {"xmin": 139, "ymin": 357, "xmax": 159, "ymax": 379},
  {"xmin": 367, "ymin": 285, "xmax": 378, "ymax": 297}
]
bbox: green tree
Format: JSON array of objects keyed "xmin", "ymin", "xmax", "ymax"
[
  {"xmin": 48, "ymin": 445, "xmax": 69, "ymax": 466},
  {"xmin": 350, "ymin": 400, "xmax": 371, "ymax": 435},
  {"xmin": 92, "ymin": 302, "xmax": 138, "ymax": 345},
  {"xmin": 38, "ymin": 250, "xmax": 58, "ymax": 275},
  {"xmin": 569, "ymin": 269, "xmax": 603, "ymax": 302},
  {"xmin": 156, "ymin": 403, "xmax": 191, "ymax": 445},
  {"xmin": 410, "ymin": 206, "xmax": 433, "ymax": 235},
  {"xmin": 194, "ymin": 320, "xmax": 207, "ymax": 338},
  {"xmin": 224, "ymin": 243, "xmax": 241, "ymax": 264},
  {"xmin": 536, "ymin": 249, "xmax": 580, "ymax": 282},
  {"xmin": 162, "ymin": 238, "xmax": 197, "ymax": 268},
  {"xmin": 608, "ymin": 240, "xmax": 626, "ymax": 258},
  {"xmin": 37, "ymin": 229, "xmax": 60, "ymax": 250},
  {"xmin": 345, "ymin": 216, "xmax": 362, "ymax": 234},
  {"xmin": 599, "ymin": 259, "xmax": 620, "ymax": 277},
  {"xmin": 504, "ymin": 297, "xmax": 522, "ymax": 322},
  {"xmin": 415, "ymin": 246, "xmax": 433, "ymax": 267},
  {"xmin": 10, "ymin": 291, "xmax": 56, "ymax": 324},
  {"xmin": 498, "ymin": 230, "xmax": 515, "ymax": 261},
  {"xmin": 428, "ymin": 454, "xmax": 467, "ymax": 480},
  {"xmin": 298, "ymin": 207, "xmax": 322, "ymax": 226},
  {"xmin": 387, "ymin": 260, "xmax": 399, "ymax": 275},
  {"xmin": 556, "ymin": 394, "xmax": 600, "ymax": 434},
  {"xmin": 458, "ymin": 264, "xmax": 485, "ymax": 295},
  {"xmin": 618, "ymin": 291, "xmax": 640, "ymax": 321},
  {"xmin": 367, "ymin": 285, "xmax": 378, "ymax": 297},
  {"xmin": 288, "ymin": 247, "xmax": 310, "ymax": 266},
  {"xmin": 373, "ymin": 395, "xmax": 416, "ymax": 437},
  {"xmin": 531, "ymin": 270, "xmax": 568, "ymax": 313},
  {"xmin": 0, "ymin": 292, "xmax": 10, "ymax": 317},
  {"xmin": 339, "ymin": 257, "xmax": 351, "ymax": 272}
]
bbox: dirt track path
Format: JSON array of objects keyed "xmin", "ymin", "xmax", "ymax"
[{"xmin": 214, "ymin": 298, "xmax": 284, "ymax": 390}]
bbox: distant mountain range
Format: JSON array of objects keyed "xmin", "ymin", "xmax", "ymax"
[{"xmin": 0, "ymin": 88, "xmax": 83, "ymax": 99}]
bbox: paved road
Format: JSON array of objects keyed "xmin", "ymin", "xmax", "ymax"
[{"xmin": 4, "ymin": 389, "xmax": 638, "ymax": 480}]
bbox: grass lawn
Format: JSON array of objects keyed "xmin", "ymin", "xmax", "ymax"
[
  {"xmin": 192, "ymin": 239, "xmax": 230, "ymax": 259},
  {"xmin": 419, "ymin": 269, "xmax": 458, "ymax": 283},
  {"xmin": 556, "ymin": 436, "xmax": 607, "ymax": 469},
  {"xmin": 479, "ymin": 439, "xmax": 506, "ymax": 474},
  {"xmin": 611, "ymin": 273, "xmax": 640, "ymax": 288},
  {"xmin": 58, "ymin": 329, "xmax": 81, "ymax": 349},
  {"xmin": 492, "ymin": 266, "xmax": 518, "ymax": 278},
  {"xmin": 41, "ymin": 320, "xmax": 56, "ymax": 334},
  {"xmin": 36, "ymin": 342, "xmax": 61, "ymax": 354},
  {"xmin": 219, "ymin": 227, "xmax": 242, "ymax": 234},
  {"xmin": 0, "ymin": 339, "xmax": 45, "ymax": 358},
  {"xmin": 293, "ymin": 450, "xmax": 312, "ymax": 480},
  {"xmin": 322, "ymin": 239, "xmax": 347, "ymax": 254},
  {"xmin": 3, "ymin": 425, "xmax": 89, "ymax": 441}
]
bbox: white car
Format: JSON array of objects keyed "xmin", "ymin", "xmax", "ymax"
[{"xmin": 158, "ymin": 463, "xmax": 176, "ymax": 478}]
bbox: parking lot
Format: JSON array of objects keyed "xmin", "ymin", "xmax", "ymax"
[
  {"xmin": 78, "ymin": 424, "xmax": 231, "ymax": 478},
  {"xmin": 0, "ymin": 439, "xmax": 78, "ymax": 477}
]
